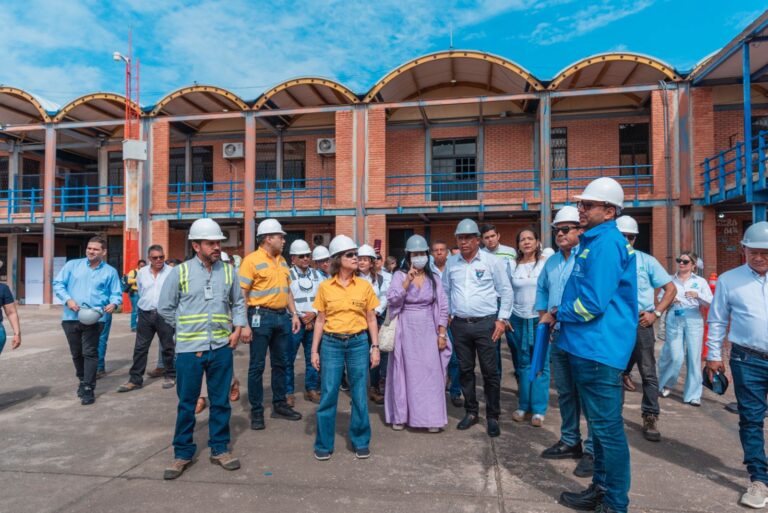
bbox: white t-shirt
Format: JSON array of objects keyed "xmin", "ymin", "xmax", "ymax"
[{"xmin": 509, "ymin": 259, "xmax": 545, "ymax": 319}]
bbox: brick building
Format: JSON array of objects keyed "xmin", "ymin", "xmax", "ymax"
[{"xmin": 1, "ymin": 13, "xmax": 767, "ymax": 305}]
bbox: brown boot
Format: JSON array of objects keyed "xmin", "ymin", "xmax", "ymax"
[
  {"xmin": 368, "ymin": 386, "xmax": 384, "ymax": 405},
  {"xmin": 642, "ymin": 414, "xmax": 661, "ymax": 442},
  {"xmin": 210, "ymin": 452, "xmax": 241, "ymax": 471},
  {"xmin": 304, "ymin": 390, "xmax": 321, "ymax": 404},
  {"xmin": 147, "ymin": 368, "xmax": 165, "ymax": 378},
  {"xmin": 286, "ymin": 394, "xmax": 295, "ymax": 407},
  {"xmin": 163, "ymin": 458, "xmax": 191, "ymax": 480}
]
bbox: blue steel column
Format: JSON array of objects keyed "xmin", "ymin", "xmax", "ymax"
[
  {"xmin": 744, "ymin": 41, "xmax": 754, "ymax": 206},
  {"xmin": 539, "ymin": 93, "xmax": 552, "ymax": 245},
  {"xmin": 754, "ymin": 204, "xmax": 767, "ymax": 222}
]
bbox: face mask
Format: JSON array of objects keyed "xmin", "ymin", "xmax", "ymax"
[{"xmin": 411, "ymin": 256, "xmax": 428, "ymax": 269}]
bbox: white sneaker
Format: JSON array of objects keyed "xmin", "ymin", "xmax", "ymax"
[
  {"xmin": 660, "ymin": 388, "xmax": 671, "ymax": 398},
  {"xmin": 531, "ymin": 414, "xmax": 545, "ymax": 427},
  {"xmin": 511, "ymin": 409, "xmax": 527, "ymax": 422},
  {"xmin": 427, "ymin": 427, "xmax": 441, "ymax": 433},
  {"xmin": 392, "ymin": 423, "xmax": 405, "ymax": 431},
  {"xmin": 741, "ymin": 480, "xmax": 768, "ymax": 509}
]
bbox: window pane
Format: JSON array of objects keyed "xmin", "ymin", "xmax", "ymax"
[
  {"xmin": 454, "ymin": 138, "xmax": 476, "ymax": 156},
  {"xmin": 256, "ymin": 143, "xmax": 277, "ymax": 187},
  {"xmin": 0, "ymin": 157, "xmax": 8, "ymax": 191},
  {"xmin": 283, "ymin": 141, "xmax": 305, "ymax": 188},
  {"xmin": 108, "ymin": 151, "xmax": 123, "ymax": 188},
  {"xmin": 431, "ymin": 138, "xmax": 477, "ymax": 201},
  {"xmin": 551, "ymin": 127, "xmax": 567, "ymax": 179},
  {"xmin": 431, "ymin": 140, "xmax": 454, "ymax": 157},
  {"xmin": 191, "ymin": 146, "xmax": 213, "ymax": 191},
  {"xmin": 169, "ymin": 147, "xmax": 185, "ymax": 188},
  {"xmin": 619, "ymin": 123, "xmax": 649, "ymax": 173}
]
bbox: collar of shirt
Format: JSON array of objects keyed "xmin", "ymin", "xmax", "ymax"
[
  {"xmin": 292, "ymin": 266, "xmax": 313, "ymax": 278},
  {"xmin": 331, "ymin": 274, "xmax": 358, "ymax": 288},
  {"xmin": 581, "ymin": 220, "xmax": 616, "ymax": 242}
]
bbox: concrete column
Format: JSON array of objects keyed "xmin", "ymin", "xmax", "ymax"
[
  {"xmin": 243, "ymin": 112, "xmax": 256, "ymax": 254},
  {"xmin": 8, "ymin": 142, "xmax": 20, "ymax": 190},
  {"xmin": 97, "ymin": 144, "xmax": 108, "ymax": 201},
  {"xmin": 42, "ymin": 125, "xmax": 56, "ymax": 305},
  {"xmin": 7, "ymin": 234, "xmax": 18, "ymax": 294},
  {"xmin": 538, "ymin": 93, "xmax": 552, "ymax": 245},
  {"xmin": 354, "ymin": 106, "xmax": 366, "ymax": 242},
  {"xmin": 184, "ymin": 136, "xmax": 192, "ymax": 184}
]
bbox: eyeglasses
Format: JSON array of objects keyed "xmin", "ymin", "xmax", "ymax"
[
  {"xmin": 576, "ymin": 201, "xmax": 608, "ymax": 211},
  {"xmin": 554, "ymin": 226, "xmax": 576, "ymax": 235},
  {"xmin": 343, "ymin": 251, "xmax": 358, "ymax": 259},
  {"xmin": 149, "ymin": 255, "xmax": 165, "ymax": 260},
  {"xmin": 624, "ymin": 234, "xmax": 637, "ymax": 242},
  {"xmin": 676, "ymin": 258, "xmax": 692, "ymax": 264},
  {"xmin": 296, "ymin": 254, "xmax": 311, "ymax": 259}
]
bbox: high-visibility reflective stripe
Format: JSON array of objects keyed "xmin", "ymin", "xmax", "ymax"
[
  {"xmin": 179, "ymin": 263, "xmax": 189, "ymax": 293},
  {"xmin": 294, "ymin": 297, "xmax": 315, "ymax": 303},
  {"xmin": 177, "ymin": 337, "xmax": 209, "ymax": 342},
  {"xmin": 249, "ymin": 287, "xmax": 283, "ymax": 298},
  {"xmin": 179, "ymin": 319, "xmax": 208, "ymax": 325},
  {"xmin": 224, "ymin": 263, "xmax": 232, "ymax": 285},
  {"xmin": 625, "ymin": 244, "xmax": 635, "ymax": 255},
  {"xmin": 279, "ymin": 261, "xmax": 289, "ymax": 268},
  {"xmin": 574, "ymin": 298, "xmax": 595, "ymax": 322},
  {"xmin": 179, "ymin": 313, "xmax": 208, "ymax": 319},
  {"xmin": 579, "ymin": 249, "xmax": 590, "ymax": 259},
  {"xmin": 240, "ymin": 276, "xmax": 253, "ymax": 286},
  {"xmin": 212, "ymin": 331, "xmax": 230, "ymax": 337},
  {"xmin": 282, "ymin": 287, "xmax": 289, "ymax": 293},
  {"xmin": 254, "ymin": 263, "xmax": 269, "ymax": 270}
]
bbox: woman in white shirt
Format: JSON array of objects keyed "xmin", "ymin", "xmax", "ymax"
[
  {"xmin": 358, "ymin": 244, "xmax": 391, "ymax": 404},
  {"xmin": 509, "ymin": 228, "xmax": 548, "ymax": 427},
  {"xmin": 657, "ymin": 251, "xmax": 713, "ymax": 406}
]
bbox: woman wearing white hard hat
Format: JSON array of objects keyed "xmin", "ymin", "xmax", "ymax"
[
  {"xmin": 385, "ymin": 234, "xmax": 450, "ymax": 432},
  {"xmin": 312, "ymin": 245, "xmax": 331, "ymax": 279},
  {"xmin": 310, "ymin": 235, "xmax": 380, "ymax": 460}
]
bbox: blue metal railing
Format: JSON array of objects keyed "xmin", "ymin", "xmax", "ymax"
[
  {"xmin": 702, "ymin": 130, "xmax": 768, "ymax": 204},
  {"xmin": 552, "ymin": 165, "xmax": 654, "ymax": 207},
  {"xmin": 55, "ymin": 185, "xmax": 124, "ymax": 221},
  {"xmin": 386, "ymin": 169, "xmax": 539, "ymax": 212},
  {"xmin": 0, "ymin": 189, "xmax": 43, "ymax": 222},
  {"xmin": 169, "ymin": 176, "xmax": 335, "ymax": 218}
]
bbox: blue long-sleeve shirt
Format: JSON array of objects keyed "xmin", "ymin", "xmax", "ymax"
[
  {"xmin": 557, "ymin": 221, "xmax": 638, "ymax": 369},
  {"xmin": 53, "ymin": 258, "xmax": 123, "ymax": 321},
  {"xmin": 535, "ymin": 245, "xmax": 579, "ymax": 313}
]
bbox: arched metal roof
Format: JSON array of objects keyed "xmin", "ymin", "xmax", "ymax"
[
  {"xmin": 548, "ymin": 52, "xmax": 680, "ymax": 90},
  {"xmin": 364, "ymin": 50, "xmax": 544, "ymax": 103},
  {"xmin": 149, "ymin": 85, "xmax": 248, "ymax": 116},
  {"xmin": 53, "ymin": 92, "xmax": 140, "ymax": 123},
  {"xmin": 253, "ymin": 77, "xmax": 358, "ymax": 110},
  {"xmin": 0, "ymin": 86, "xmax": 52, "ymax": 123}
]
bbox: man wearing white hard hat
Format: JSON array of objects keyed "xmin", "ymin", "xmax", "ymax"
[
  {"xmin": 706, "ymin": 221, "xmax": 768, "ymax": 509},
  {"xmin": 554, "ymin": 178, "xmax": 637, "ymax": 513},
  {"xmin": 239, "ymin": 219, "xmax": 303, "ymax": 430},
  {"xmin": 615, "ymin": 215, "xmax": 675, "ymax": 443},
  {"xmin": 287, "ymin": 239, "xmax": 322, "ymax": 404},
  {"xmin": 157, "ymin": 218, "xmax": 246, "ymax": 479},
  {"xmin": 53, "ymin": 236, "xmax": 122, "ymax": 406},
  {"xmin": 537, "ymin": 206, "xmax": 594, "ymax": 477}
]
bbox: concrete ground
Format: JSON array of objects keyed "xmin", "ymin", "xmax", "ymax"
[{"xmin": 0, "ymin": 306, "xmax": 752, "ymax": 513}]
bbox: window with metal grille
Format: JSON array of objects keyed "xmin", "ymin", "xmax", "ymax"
[
  {"xmin": 169, "ymin": 147, "xmax": 185, "ymax": 191},
  {"xmin": 108, "ymin": 151, "xmax": 123, "ymax": 187},
  {"xmin": 431, "ymin": 138, "xmax": 477, "ymax": 201},
  {"xmin": 168, "ymin": 146, "xmax": 213, "ymax": 192},
  {"xmin": 551, "ymin": 127, "xmax": 568, "ymax": 179},
  {"xmin": 256, "ymin": 142, "xmax": 277, "ymax": 189},
  {"xmin": 0, "ymin": 157, "xmax": 8, "ymax": 191},
  {"xmin": 255, "ymin": 141, "xmax": 306, "ymax": 189},
  {"xmin": 619, "ymin": 123, "xmax": 650, "ymax": 175}
]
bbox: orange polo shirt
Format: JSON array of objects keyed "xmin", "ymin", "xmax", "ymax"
[
  {"xmin": 239, "ymin": 247, "xmax": 291, "ymax": 308},
  {"xmin": 313, "ymin": 275, "xmax": 379, "ymax": 334}
]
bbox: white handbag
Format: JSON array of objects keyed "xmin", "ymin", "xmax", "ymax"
[{"xmin": 378, "ymin": 310, "xmax": 397, "ymax": 352}]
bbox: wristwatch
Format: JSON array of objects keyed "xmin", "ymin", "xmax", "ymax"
[{"xmin": 653, "ymin": 310, "xmax": 662, "ymax": 318}]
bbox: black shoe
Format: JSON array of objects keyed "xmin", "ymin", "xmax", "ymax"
[
  {"xmin": 80, "ymin": 387, "xmax": 95, "ymax": 406},
  {"xmin": 456, "ymin": 413, "xmax": 479, "ymax": 430},
  {"xmin": 559, "ymin": 482, "xmax": 603, "ymax": 510},
  {"xmin": 271, "ymin": 403, "xmax": 302, "ymax": 421},
  {"xmin": 594, "ymin": 504, "xmax": 618, "ymax": 513},
  {"xmin": 573, "ymin": 453, "xmax": 595, "ymax": 478},
  {"xmin": 450, "ymin": 395, "xmax": 464, "ymax": 407},
  {"xmin": 251, "ymin": 414, "xmax": 265, "ymax": 430},
  {"xmin": 642, "ymin": 414, "xmax": 661, "ymax": 442},
  {"xmin": 487, "ymin": 418, "xmax": 500, "ymax": 438},
  {"xmin": 541, "ymin": 440, "xmax": 583, "ymax": 460},
  {"xmin": 76, "ymin": 382, "xmax": 85, "ymax": 398}
]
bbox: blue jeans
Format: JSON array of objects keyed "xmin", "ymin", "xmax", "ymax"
[
  {"xmin": 569, "ymin": 352, "xmax": 630, "ymax": 513},
  {"xmin": 731, "ymin": 344, "xmax": 768, "ymax": 484},
  {"xmin": 287, "ymin": 324, "xmax": 320, "ymax": 394},
  {"xmin": 551, "ymin": 340, "xmax": 593, "ymax": 454},
  {"xmin": 447, "ymin": 330, "xmax": 462, "ymax": 398},
  {"xmin": 509, "ymin": 314, "xmax": 549, "ymax": 415},
  {"xmin": 247, "ymin": 308, "xmax": 291, "ymax": 415},
  {"xmin": 315, "ymin": 333, "xmax": 371, "ymax": 453},
  {"xmin": 658, "ymin": 309, "xmax": 704, "ymax": 403},
  {"xmin": 0, "ymin": 324, "xmax": 6, "ymax": 354},
  {"xmin": 497, "ymin": 326, "xmax": 520, "ymax": 379},
  {"xmin": 129, "ymin": 293, "xmax": 138, "ymax": 330},
  {"xmin": 97, "ymin": 314, "xmax": 113, "ymax": 371},
  {"xmin": 173, "ymin": 345, "xmax": 233, "ymax": 460}
]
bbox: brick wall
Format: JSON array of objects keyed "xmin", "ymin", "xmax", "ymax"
[
  {"xmin": 150, "ymin": 219, "xmax": 169, "ymax": 256},
  {"xmin": 367, "ymin": 109, "xmax": 387, "ymax": 206},
  {"xmin": 335, "ymin": 111, "xmax": 354, "ymax": 209},
  {"xmin": 152, "ymin": 120, "xmax": 170, "ymax": 212},
  {"xmin": 691, "ymin": 88, "xmax": 714, "ymax": 199},
  {"xmin": 715, "ymin": 212, "xmax": 749, "ymax": 275}
]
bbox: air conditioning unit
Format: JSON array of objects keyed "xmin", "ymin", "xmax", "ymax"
[
  {"xmin": 222, "ymin": 142, "xmax": 244, "ymax": 159},
  {"xmin": 317, "ymin": 138, "xmax": 336, "ymax": 155},
  {"xmin": 312, "ymin": 232, "xmax": 332, "ymax": 247},
  {"xmin": 222, "ymin": 229, "xmax": 240, "ymax": 248}
]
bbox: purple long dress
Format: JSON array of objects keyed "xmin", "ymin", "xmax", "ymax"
[{"xmin": 384, "ymin": 270, "xmax": 450, "ymax": 428}]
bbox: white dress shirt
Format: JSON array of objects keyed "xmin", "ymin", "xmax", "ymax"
[
  {"xmin": 137, "ymin": 264, "xmax": 173, "ymax": 311},
  {"xmin": 442, "ymin": 249, "xmax": 513, "ymax": 320},
  {"xmin": 707, "ymin": 264, "xmax": 768, "ymax": 361},
  {"xmin": 669, "ymin": 273, "xmax": 712, "ymax": 311}
]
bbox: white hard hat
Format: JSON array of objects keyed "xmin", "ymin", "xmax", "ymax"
[
  {"xmin": 551, "ymin": 206, "xmax": 580, "ymax": 227},
  {"xmin": 220, "ymin": 251, "xmax": 230, "ymax": 262},
  {"xmin": 188, "ymin": 218, "xmax": 226, "ymax": 241},
  {"xmin": 455, "ymin": 218, "xmax": 480, "ymax": 236},
  {"xmin": 541, "ymin": 248, "xmax": 555, "ymax": 259},
  {"xmin": 77, "ymin": 305, "xmax": 103, "ymax": 326},
  {"xmin": 289, "ymin": 239, "xmax": 312, "ymax": 255},
  {"xmin": 405, "ymin": 234, "xmax": 429, "ymax": 253},
  {"xmin": 575, "ymin": 177, "xmax": 624, "ymax": 209},
  {"xmin": 616, "ymin": 215, "xmax": 639, "ymax": 235},
  {"xmin": 257, "ymin": 218, "xmax": 286, "ymax": 236},
  {"xmin": 742, "ymin": 221, "xmax": 768, "ymax": 249},
  {"xmin": 358, "ymin": 244, "xmax": 377, "ymax": 259},
  {"xmin": 312, "ymin": 245, "xmax": 331, "ymax": 261},
  {"xmin": 232, "ymin": 254, "xmax": 242, "ymax": 267},
  {"xmin": 328, "ymin": 235, "xmax": 357, "ymax": 257}
]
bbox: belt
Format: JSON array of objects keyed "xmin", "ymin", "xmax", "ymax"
[
  {"xmin": 733, "ymin": 344, "xmax": 768, "ymax": 361},
  {"xmin": 140, "ymin": 308, "xmax": 158, "ymax": 314},
  {"xmin": 453, "ymin": 314, "xmax": 496, "ymax": 324},
  {"xmin": 324, "ymin": 330, "xmax": 366, "ymax": 341},
  {"xmin": 249, "ymin": 306, "xmax": 287, "ymax": 315}
]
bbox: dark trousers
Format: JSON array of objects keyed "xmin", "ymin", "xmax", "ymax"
[
  {"xmin": 62, "ymin": 321, "xmax": 103, "ymax": 389},
  {"xmin": 624, "ymin": 324, "xmax": 659, "ymax": 416},
  {"xmin": 450, "ymin": 316, "xmax": 500, "ymax": 419},
  {"xmin": 173, "ymin": 345, "xmax": 233, "ymax": 460},
  {"xmin": 248, "ymin": 308, "xmax": 291, "ymax": 416},
  {"xmin": 369, "ymin": 315, "xmax": 388, "ymax": 388},
  {"xmin": 128, "ymin": 309, "xmax": 176, "ymax": 386}
]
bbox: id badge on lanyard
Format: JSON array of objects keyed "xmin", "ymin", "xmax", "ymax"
[
  {"xmin": 251, "ymin": 312, "xmax": 261, "ymax": 328},
  {"xmin": 204, "ymin": 285, "xmax": 213, "ymax": 300}
]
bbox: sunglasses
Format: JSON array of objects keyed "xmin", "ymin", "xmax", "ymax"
[
  {"xmin": 343, "ymin": 251, "xmax": 358, "ymax": 259},
  {"xmin": 296, "ymin": 254, "xmax": 311, "ymax": 259},
  {"xmin": 376, "ymin": 256, "xmax": 382, "ymax": 261},
  {"xmin": 676, "ymin": 258, "xmax": 692, "ymax": 264},
  {"xmin": 149, "ymin": 255, "xmax": 166, "ymax": 260},
  {"xmin": 577, "ymin": 201, "xmax": 609, "ymax": 211},
  {"xmin": 624, "ymin": 234, "xmax": 637, "ymax": 242},
  {"xmin": 554, "ymin": 226, "xmax": 576, "ymax": 235}
]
